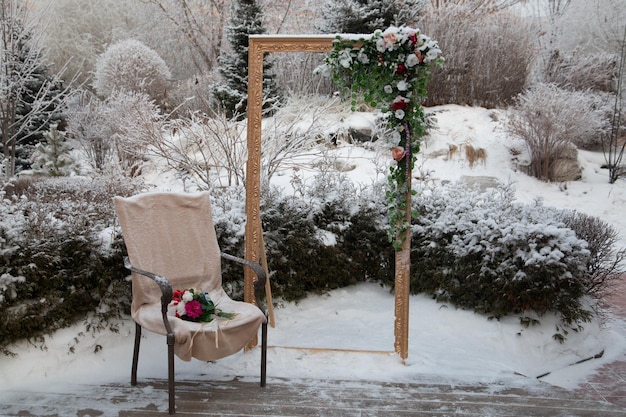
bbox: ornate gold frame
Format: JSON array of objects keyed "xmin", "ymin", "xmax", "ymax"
[{"xmin": 244, "ymin": 35, "xmax": 410, "ymax": 360}]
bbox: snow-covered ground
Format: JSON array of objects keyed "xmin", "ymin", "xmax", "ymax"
[{"xmin": 1, "ymin": 105, "xmax": 625, "ymax": 398}]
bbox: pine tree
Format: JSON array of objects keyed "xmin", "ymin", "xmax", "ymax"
[
  {"xmin": 318, "ymin": 0, "xmax": 423, "ymax": 34},
  {"xmin": 32, "ymin": 124, "xmax": 77, "ymax": 177},
  {"xmin": 213, "ymin": 0, "xmax": 280, "ymax": 119},
  {"xmin": 13, "ymin": 39, "xmax": 67, "ymax": 172},
  {"xmin": 1, "ymin": 0, "xmax": 71, "ymax": 178}
]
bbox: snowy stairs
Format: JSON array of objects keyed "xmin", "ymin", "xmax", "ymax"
[{"xmin": 1, "ymin": 377, "xmax": 625, "ymax": 416}]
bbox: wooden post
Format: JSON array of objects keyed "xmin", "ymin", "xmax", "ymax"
[{"xmin": 393, "ymin": 172, "xmax": 412, "ymax": 361}]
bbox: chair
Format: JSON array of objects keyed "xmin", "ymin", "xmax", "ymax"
[{"xmin": 114, "ymin": 191, "xmax": 268, "ymax": 414}]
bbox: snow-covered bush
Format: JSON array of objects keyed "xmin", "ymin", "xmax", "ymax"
[
  {"xmin": 259, "ymin": 178, "xmax": 393, "ymax": 301},
  {"xmin": 1, "ymin": 174, "xmax": 620, "ymax": 350},
  {"xmin": 101, "ymin": 90, "xmax": 164, "ymax": 176},
  {"xmin": 146, "ymin": 110, "xmax": 247, "ymax": 189},
  {"xmin": 0, "ymin": 176, "xmax": 143, "ymax": 355},
  {"xmin": 93, "ymin": 39, "xmax": 171, "ymax": 104},
  {"xmin": 204, "ymin": 175, "xmax": 392, "ymax": 302},
  {"xmin": 418, "ymin": 5, "xmax": 534, "ymax": 107},
  {"xmin": 66, "ymin": 93, "xmax": 113, "ymax": 172},
  {"xmin": 68, "ymin": 91, "xmax": 164, "ymax": 177},
  {"xmin": 545, "ymin": 51, "xmax": 618, "ymax": 93},
  {"xmin": 559, "ymin": 210, "xmax": 626, "ymax": 304},
  {"xmin": 508, "ymin": 83, "xmax": 611, "ymax": 181},
  {"xmin": 411, "ymin": 182, "xmax": 594, "ymax": 337}
]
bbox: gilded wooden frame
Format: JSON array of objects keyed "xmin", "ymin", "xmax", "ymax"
[{"xmin": 245, "ymin": 35, "xmax": 410, "ymax": 360}]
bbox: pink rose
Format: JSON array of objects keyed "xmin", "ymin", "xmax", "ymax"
[
  {"xmin": 185, "ymin": 300, "xmax": 203, "ymax": 319},
  {"xmin": 391, "ymin": 147, "xmax": 406, "ymax": 161},
  {"xmin": 384, "ymin": 32, "xmax": 397, "ymax": 46}
]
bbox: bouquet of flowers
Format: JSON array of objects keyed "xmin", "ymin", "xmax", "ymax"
[
  {"xmin": 321, "ymin": 26, "xmax": 443, "ymax": 250},
  {"xmin": 172, "ymin": 288, "xmax": 236, "ymax": 323}
]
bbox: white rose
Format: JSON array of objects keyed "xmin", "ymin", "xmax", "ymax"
[
  {"xmin": 176, "ymin": 302, "xmax": 186, "ymax": 316},
  {"xmin": 384, "ymin": 85, "xmax": 393, "ymax": 94},
  {"xmin": 395, "ymin": 109, "xmax": 405, "ymax": 120},
  {"xmin": 182, "ymin": 291, "xmax": 193, "ymax": 302},
  {"xmin": 397, "ymin": 80, "xmax": 408, "ymax": 91},
  {"xmin": 390, "ymin": 131, "xmax": 402, "ymax": 146},
  {"xmin": 339, "ymin": 50, "xmax": 352, "ymax": 68},
  {"xmin": 357, "ymin": 50, "xmax": 370, "ymax": 64},
  {"xmin": 376, "ymin": 37, "xmax": 386, "ymax": 52},
  {"xmin": 425, "ymin": 48, "xmax": 441, "ymax": 62},
  {"xmin": 406, "ymin": 54, "xmax": 419, "ymax": 67}
]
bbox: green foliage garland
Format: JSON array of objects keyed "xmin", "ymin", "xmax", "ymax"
[{"xmin": 322, "ymin": 26, "xmax": 443, "ymax": 250}]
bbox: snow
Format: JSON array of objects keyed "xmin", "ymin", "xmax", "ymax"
[{"xmin": 1, "ymin": 105, "xmax": 625, "ymax": 401}]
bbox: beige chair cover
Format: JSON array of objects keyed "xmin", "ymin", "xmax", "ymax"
[{"xmin": 115, "ymin": 191, "xmax": 266, "ymax": 362}]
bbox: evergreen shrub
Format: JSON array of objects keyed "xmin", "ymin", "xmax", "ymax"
[
  {"xmin": 258, "ymin": 177, "xmax": 394, "ymax": 302},
  {"xmin": 410, "ymin": 183, "xmax": 598, "ymax": 337},
  {"xmin": 0, "ymin": 176, "xmax": 143, "ymax": 355},
  {"xmin": 1, "ymin": 176, "xmax": 621, "ymax": 352}
]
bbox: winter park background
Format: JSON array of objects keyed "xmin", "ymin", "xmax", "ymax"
[{"xmin": 1, "ymin": 0, "xmax": 626, "ymax": 412}]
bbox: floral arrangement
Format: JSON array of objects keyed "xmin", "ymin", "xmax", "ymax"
[
  {"xmin": 172, "ymin": 288, "xmax": 236, "ymax": 322},
  {"xmin": 321, "ymin": 26, "xmax": 443, "ymax": 250}
]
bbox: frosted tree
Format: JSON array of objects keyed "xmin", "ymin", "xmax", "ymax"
[
  {"xmin": 604, "ymin": 26, "xmax": 625, "ymax": 184},
  {"xmin": 93, "ymin": 39, "xmax": 172, "ymax": 105},
  {"xmin": 33, "ymin": 0, "xmax": 144, "ymax": 88},
  {"xmin": 38, "ymin": 0, "xmax": 229, "ymax": 89},
  {"xmin": 31, "ymin": 124, "xmax": 77, "ymax": 177},
  {"xmin": 545, "ymin": 0, "xmax": 626, "ymax": 182},
  {"xmin": 429, "ymin": 0, "xmax": 525, "ymax": 11},
  {"xmin": 317, "ymin": 0, "xmax": 423, "ymax": 34},
  {"xmin": 67, "ymin": 90, "xmax": 163, "ymax": 176},
  {"xmin": 146, "ymin": 0, "xmax": 228, "ymax": 75},
  {"xmin": 551, "ymin": 0, "xmax": 624, "ymax": 54},
  {"xmin": 1, "ymin": 0, "xmax": 74, "ymax": 179},
  {"xmin": 213, "ymin": 0, "xmax": 281, "ymax": 119}
]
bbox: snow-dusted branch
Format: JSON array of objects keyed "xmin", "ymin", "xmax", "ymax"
[{"xmin": 1, "ymin": 0, "xmax": 78, "ymax": 178}]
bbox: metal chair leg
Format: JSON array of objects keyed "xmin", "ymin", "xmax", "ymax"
[
  {"xmin": 260, "ymin": 321, "xmax": 268, "ymax": 387},
  {"xmin": 131, "ymin": 323, "xmax": 141, "ymax": 386},
  {"xmin": 167, "ymin": 334, "xmax": 176, "ymax": 414}
]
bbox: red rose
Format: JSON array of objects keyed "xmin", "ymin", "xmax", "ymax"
[
  {"xmin": 396, "ymin": 64, "xmax": 406, "ymax": 75},
  {"xmin": 392, "ymin": 98, "xmax": 407, "ymax": 111},
  {"xmin": 408, "ymin": 33, "xmax": 418, "ymax": 46},
  {"xmin": 172, "ymin": 289, "xmax": 184, "ymax": 302},
  {"xmin": 391, "ymin": 147, "xmax": 406, "ymax": 161}
]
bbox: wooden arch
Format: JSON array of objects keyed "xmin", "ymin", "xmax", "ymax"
[{"xmin": 244, "ymin": 35, "xmax": 410, "ymax": 360}]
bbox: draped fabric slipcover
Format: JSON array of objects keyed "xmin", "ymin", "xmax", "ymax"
[{"xmin": 115, "ymin": 191, "xmax": 266, "ymax": 362}]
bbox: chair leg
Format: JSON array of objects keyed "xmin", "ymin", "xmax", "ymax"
[
  {"xmin": 131, "ymin": 323, "xmax": 141, "ymax": 386},
  {"xmin": 260, "ymin": 321, "xmax": 268, "ymax": 387},
  {"xmin": 167, "ymin": 334, "xmax": 176, "ymax": 414}
]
